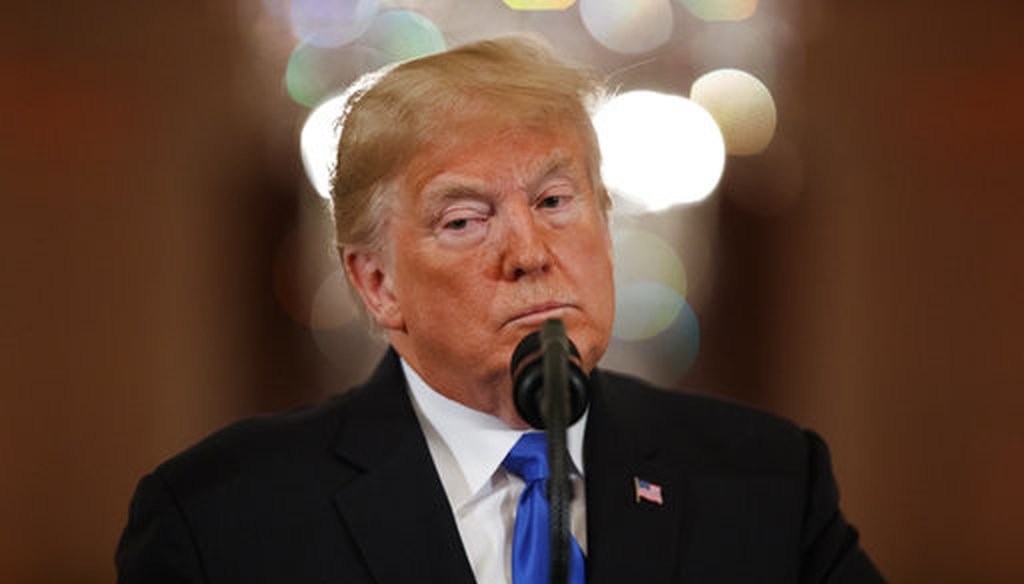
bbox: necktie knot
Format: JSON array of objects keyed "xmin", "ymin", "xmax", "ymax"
[{"xmin": 503, "ymin": 432, "xmax": 549, "ymax": 483}]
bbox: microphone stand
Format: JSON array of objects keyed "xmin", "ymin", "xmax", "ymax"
[
  {"xmin": 539, "ymin": 319, "xmax": 573, "ymax": 584},
  {"xmin": 511, "ymin": 319, "xmax": 588, "ymax": 584}
]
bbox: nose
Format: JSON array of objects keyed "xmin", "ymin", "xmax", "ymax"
[{"xmin": 500, "ymin": 200, "xmax": 552, "ymax": 280}]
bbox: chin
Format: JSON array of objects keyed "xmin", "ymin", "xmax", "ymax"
[
  {"xmin": 558, "ymin": 324, "xmax": 610, "ymax": 373},
  {"xmin": 573, "ymin": 319, "xmax": 613, "ymax": 370},
  {"xmin": 498, "ymin": 313, "xmax": 608, "ymax": 361}
]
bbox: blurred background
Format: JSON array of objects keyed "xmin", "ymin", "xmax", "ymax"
[{"xmin": 2, "ymin": 0, "xmax": 1022, "ymax": 582}]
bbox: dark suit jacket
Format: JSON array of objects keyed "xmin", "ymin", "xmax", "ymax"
[{"xmin": 117, "ymin": 349, "xmax": 884, "ymax": 583}]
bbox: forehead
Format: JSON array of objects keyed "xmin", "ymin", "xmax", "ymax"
[{"xmin": 402, "ymin": 117, "xmax": 590, "ymax": 198}]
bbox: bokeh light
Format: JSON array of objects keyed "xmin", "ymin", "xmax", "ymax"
[
  {"xmin": 300, "ymin": 92, "xmax": 347, "ymax": 199},
  {"xmin": 286, "ymin": 10, "xmax": 443, "ymax": 107},
  {"xmin": 604, "ymin": 300, "xmax": 701, "ymax": 386},
  {"xmin": 359, "ymin": 9, "xmax": 446, "ymax": 64},
  {"xmin": 311, "ymin": 318, "xmax": 387, "ymax": 377},
  {"xmin": 593, "ymin": 90, "xmax": 725, "ymax": 211},
  {"xmin": 579, "ymin": 0, "xmax": 673, "ymax": 55},
  {"xmin": 286, "ymin": 40, "xmax": 378, "ymax": 107},
  {"xmin": 690, "ymin": 68, "xmax": 777, "ymax": 155},
  {"xmin": 611, "ymin": 228, "xmax": 688, "ymax": 341},
  {"xmin": 678, "ymin": 0, "xmax": 758, "ymax": 21},
  {"xmin": 310, "ymin": 268, "xmax": 358, "ymax": 330},
  {"xmin": 290, "ymin": 0, "xmax": 378, "ymax": 48},
  {"xmin": 613, "ymin": 281, "xmax": 685, "ymax": 341},
  {"xmin": 286, "ymin": 41, "xmax": 332, "ymax": 107},
  {"xmin": 613, "ymin": 228, "xmax": 687, "ymax": 297},
  {"xmin": 503, "ymin": 0, "xmax": 576, "ymax": 9}
]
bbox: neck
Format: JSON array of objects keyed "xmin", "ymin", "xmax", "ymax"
[{"xmin": 392, "ymin": 342, "xmax": 530, "ymax": 429}]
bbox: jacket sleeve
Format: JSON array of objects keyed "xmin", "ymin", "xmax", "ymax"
[
  {"xmin": 799, "ymin": 430, "xmax": 886, "ymax": 584},
  {"xmin": 116, "ymin": 472, "xmax": 207, "ymax": 584}
]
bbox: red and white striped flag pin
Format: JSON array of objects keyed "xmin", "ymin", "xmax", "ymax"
[{"xmin": 633, "ymin": 476, "xmax": 664, "ymax": 505}]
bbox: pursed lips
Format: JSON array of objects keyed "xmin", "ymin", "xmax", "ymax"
[{"xmin": 503, "ymin": 302, "xmax": 577, "ymax": 327}]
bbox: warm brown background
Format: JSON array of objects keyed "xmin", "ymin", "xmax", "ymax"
[{"xmin": 2, "ymin": 1, "xmax": 1022, "ymax": 582}]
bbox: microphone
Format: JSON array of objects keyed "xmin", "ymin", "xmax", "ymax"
[
  {"xmin": 510, "ymin": 318, "xmax": 589, "ymax": 584},
  {"xmin": 510, "ymin": 318, "xmax": 589, "ymax": 430}
]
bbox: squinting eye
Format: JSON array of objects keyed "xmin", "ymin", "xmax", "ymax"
[
  {"xmin": 538, "ymin": 196, "xmax": 563, "ymax": 209},
  {"xmin": 444, "ymin": 218, "xmax": 470, "ymax": 230}
]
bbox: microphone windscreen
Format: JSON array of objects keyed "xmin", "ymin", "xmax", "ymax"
[{"xmin": 510, "ymin": 322, "xmax": 589, "ymax": 429}]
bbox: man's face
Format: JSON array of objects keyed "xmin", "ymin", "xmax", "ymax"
[{"xmin": 353, "ymin": 117, "xmax": 615, "ymax": 426}]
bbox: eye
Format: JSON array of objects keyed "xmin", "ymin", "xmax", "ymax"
[
  {"xmin": 534, "ymin": 179, "xmax": 578, "ymax": 212},
  {"xmin": 436, "ymin": 205, "xmax": 491, "ymax": 240},
  {"xmin": 444, "ymin": 218, "xmax": 470, "ymax": 231},
  {"xmin": 537, "ymin": 195, "xmax": 564, "ymax": 209}
]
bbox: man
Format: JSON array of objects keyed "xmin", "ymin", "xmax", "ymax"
[{"xmin": 117, "ymin": 37, "xmax": 885, "ymax": 583}]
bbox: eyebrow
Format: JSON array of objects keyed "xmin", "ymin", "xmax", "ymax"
[
  {"xmin": 526, "ymin": 150, "xmax": 578, "ymax": 190},
  {"xmin": 421, "ymin": 149, "xmax": 579, "ymax": 203},
  {"xmin": 419, "ymin": 181, "xmax": 494, "ymax": 216}
]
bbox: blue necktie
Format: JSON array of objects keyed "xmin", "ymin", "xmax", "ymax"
[{"xmin": 503, "ymin": 432, "xmax": 585, "ymax": 584}]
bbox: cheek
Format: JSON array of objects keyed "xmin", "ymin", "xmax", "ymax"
[
  {"xmin": 399, "ymin": 249, "xmax": 499, "ymax": 311},
  {"xmin": 558, "ymin": 232, "xmax": 615, "ymax": 327},
  {"xmin": 568, "ymin": 226, "xmax": 614, "ymax": 280},
  {"xmin": 583, "ymin": 230, "xmax": 616, "ymax": 314}
]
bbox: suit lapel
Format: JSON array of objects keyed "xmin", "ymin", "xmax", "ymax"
[
  {"xmin": 331, "ymin": 350, "xmax": 476, "ymax": 584},
  {"xmin": 584, "ymin": 372, "xmax": 691, "ymax": 584}
]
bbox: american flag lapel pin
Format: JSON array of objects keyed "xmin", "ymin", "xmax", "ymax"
[{"xmin": 633, "ymin": 476, "xmax": 664, "ymax": 506}]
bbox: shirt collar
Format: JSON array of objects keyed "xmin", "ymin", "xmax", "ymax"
[{"xmin": 402, "ymin": 358, "xmax": 587, "ymax": 499}]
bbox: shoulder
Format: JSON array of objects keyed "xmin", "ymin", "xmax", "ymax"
[
  {"xmin": 152, "ymin": 390, "xmax": 360, "ymax": 495},
  {"xmin": 592, "ymin": 368, "xmax": 811, "ymax": 474},
  {"xmin": 594, "ymin": 368, "xmax": 801, "ymax": 438},
  {"xmin": 151, "ymin": 349, "xmax": 408, "ymax": 493}
]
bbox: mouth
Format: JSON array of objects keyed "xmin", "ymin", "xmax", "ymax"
[{"xmin": 504, "ymin": 302, "xmax": 577, "ymax": 328}]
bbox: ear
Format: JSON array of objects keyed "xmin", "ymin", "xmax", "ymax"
[{"xmin": 343, "ymin": 246, "xmax": 405, "ymax": 331}]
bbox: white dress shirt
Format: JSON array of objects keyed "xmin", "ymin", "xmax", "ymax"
[{"xmin": 402, "ymin": 359, "xmax": 588, "ymax": 584}]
